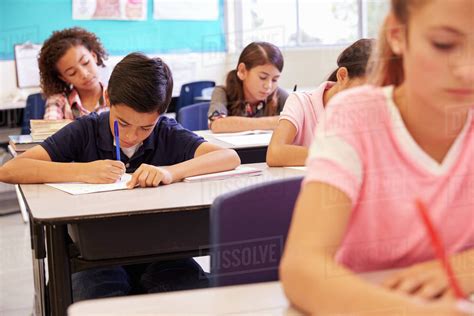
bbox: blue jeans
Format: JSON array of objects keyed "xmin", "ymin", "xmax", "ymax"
[{"xmin": 72, "ymin": 259, "xmax": 209, "ymax": 302}]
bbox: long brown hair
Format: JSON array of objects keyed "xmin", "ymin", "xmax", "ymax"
[
  {"xmin": 225, "ymin": 42, "xmax": 284, "ymax": 116},
  {"xmin": 38, "ymin": 27, "xmax": 107, "ymax": 98},
  {"xmin": 368, "ymin": 0, "xmax": 428, "ymax": 86}
]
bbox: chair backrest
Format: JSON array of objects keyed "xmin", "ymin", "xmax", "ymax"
[
  {"xmin": 21, "ymin": 93, "xmax": 46, "ymax": 135},
  {"xmin": 177, "ymin": 102, "xmax": 210, "ymax": 131},
  {"xmin": 175, "ymin": 81, "xmax": 215, "ymax": 120},
  {"xmin": 209, "ymin": 176, "xmax": 303, "ymax": 287}
]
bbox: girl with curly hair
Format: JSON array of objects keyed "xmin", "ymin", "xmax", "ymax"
[{"xmin": 38, "ymin": 27, "xmax": 109, "ymax": 120}]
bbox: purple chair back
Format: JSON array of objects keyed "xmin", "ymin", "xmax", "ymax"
[{"xmin": 209, "ymin": 176, "xmax": 303, "ymax": 287}]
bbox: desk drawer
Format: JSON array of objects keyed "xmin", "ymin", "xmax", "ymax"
[{"xmin": 68, "ymin": 209, "xmax": 209, "ymax": 260}]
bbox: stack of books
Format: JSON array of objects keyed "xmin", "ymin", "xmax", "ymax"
[
  {"xmin": 8, "ymin": 135, "xmax": 42, "ymax": 152},
  {"xmin": 30, "ymin": 119, "xmax": 73, "ymax": 141}
]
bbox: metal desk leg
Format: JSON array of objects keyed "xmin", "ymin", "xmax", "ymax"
[
  {"xmin": 30, "ymin": 221, "xmax": 46, "ymax": 316},
  {"xmin": 46, "ymin": 224, "xmax": 72, "ymax": 316},
  {"xmin": 31, "ymin": 253, "xmax": 46, "ymax": 316},
  {"xmin": 15, "ymin": 184, "xmax": 29, "ymax": 223}
]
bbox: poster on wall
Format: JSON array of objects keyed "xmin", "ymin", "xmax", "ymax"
[
  {"xmin": 73, "ymin": 0, "xmax": 147, "ymax": 20},
  {"xmin": 153, "ymin": 0, "xmax": 218, "ymax": 21}
]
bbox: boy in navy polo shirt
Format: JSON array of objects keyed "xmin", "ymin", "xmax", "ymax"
[{"xmin": 1, "ymin": 53, "xmax": 240, "ymax": 300}]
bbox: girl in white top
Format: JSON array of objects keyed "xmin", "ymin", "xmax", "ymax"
[
  {"xmin": 280, "ymin": 0, "xmax": 474, "ymax": 315},
  {"xmin": 267, "ymin": 39, "xmax": 374, "ymax": 167}
]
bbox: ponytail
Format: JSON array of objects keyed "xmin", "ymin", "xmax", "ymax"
[
  {"xmin": 367, "ymin": 17, "xmax": 404, "ymax": 86},
  {"xmin": 368, "ymin": 0, "xmax": 428, "ymax": 86},
  {"xmin": 225, "ymin": 69, "xmax": 246, "ymax": 116}
]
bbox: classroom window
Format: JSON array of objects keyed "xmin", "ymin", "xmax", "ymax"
[{"xmin": 236, "ymin": 0, "xmax": 390, "ymax": 48}]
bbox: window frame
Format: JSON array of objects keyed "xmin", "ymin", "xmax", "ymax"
[{"xmin": 232, "ymin": 0, "xmax": 383, "ymax": 51}]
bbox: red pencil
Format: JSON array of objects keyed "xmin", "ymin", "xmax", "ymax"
[{"xmin": 415, "ymin": 199, "xmax": 466, "ymax": 299}]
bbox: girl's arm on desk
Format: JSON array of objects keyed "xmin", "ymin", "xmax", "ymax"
[
  {"xmin": 126, "ymin": 143, "xmax": 240, "ymax": 188},
  {"xmin": 279, "ymin": 182, "xmax": 466, "ymax": 316},
  {"xmin": 210, "ymin": 116, "xmax": 278, "ymax": 133},
  {"xmin": 0, "ymin": 146, "xmax": 125, "ymax": 184},
  {"xmin": 266, "ymin": 119, "xmax": 308, "ymax": 167}
]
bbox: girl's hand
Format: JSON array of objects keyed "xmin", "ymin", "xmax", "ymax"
[
  {"xmin": 382, "ymin": 261, "xmax": 451, "ymax": 300},
  {"xmin": 127, "ymin": 164, "xmax": 173, "ymax": 188},
  {"xmin": 83, "ymin": 160, "xmax": 125, "ymax": 183}
]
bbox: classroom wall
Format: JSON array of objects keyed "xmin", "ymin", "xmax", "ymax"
[
  {"xmin": 0, "ymin": 52, "xmax": 227, "ymax": 102},
  {"xmin": 0, "ymin": 47, "xmax": 344, "ymax": 102}
]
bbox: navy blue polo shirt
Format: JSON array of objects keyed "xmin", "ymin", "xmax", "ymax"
[{"xmin": 41, "ymin": 112, "xmax": 206, "ymax": 173}]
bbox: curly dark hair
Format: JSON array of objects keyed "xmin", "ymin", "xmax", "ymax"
[{"xmin": 38, "ymin": 27, "xmax": 107, "ymax": 97}]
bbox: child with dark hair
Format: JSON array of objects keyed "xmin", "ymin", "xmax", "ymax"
[
  {"xmin": 208, "ymin": 41, "xmax": 288, "ymax": 133},
  {"xmin": 1, "ymin": 52, "xmax": 240, "ymax": 300},
  {"xmin": 267, "ymin": 39, "xmax": 375, "ymax": 167},
  {"xmin": 39, "ymin": 27, "xmax": 108, "ymax": 119}
]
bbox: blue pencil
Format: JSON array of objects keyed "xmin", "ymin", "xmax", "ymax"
[{"xmin": 114, "ymin": 120, "xmax": 121, "ymax": 161}]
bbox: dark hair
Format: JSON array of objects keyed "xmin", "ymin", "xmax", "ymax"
[
  {"xmin": 107, "ymin": 53, "xmax": 173, "ymax": 114},
  {"xmin": 38, "ymin": 27, "xmax": 107, "ymax": 97},
  {"xmin": 225, "ymin": 42, "xmax": 284, "ymax": 116},
  {"xmin": 327, "ymin": 38, "xmax": 375, "ymax": 82}
]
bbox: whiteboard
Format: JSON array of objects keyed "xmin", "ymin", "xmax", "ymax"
[{"xmin": 14, "ymin": 43, "xmax": 42, "ymax": 88}]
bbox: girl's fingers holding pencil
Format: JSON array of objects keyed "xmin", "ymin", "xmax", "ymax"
[{"xmin": 383, "ymin": 260, "xmax": 450, "ymax": 299}]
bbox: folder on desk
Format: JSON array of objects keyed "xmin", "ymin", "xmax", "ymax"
[{"xmin": 183, "ymin": 166, "xmax": 262, "ymax": 182}]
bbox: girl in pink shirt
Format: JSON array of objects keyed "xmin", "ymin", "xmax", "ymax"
[
  {"xmin": 266, "ymin": 39, "xmax": 374, "ymax": 167},
  {"xmin": 280, "ymin": 0, "xmax": 474, "ymax": 315},
  {"xmin": 39, "ymin": 27, "xmax": 109, "ymax": 120}
]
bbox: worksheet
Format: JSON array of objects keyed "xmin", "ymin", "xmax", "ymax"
[{"xmin": 46, "ymin": 174, "xmax": 132, "ymax": 195}]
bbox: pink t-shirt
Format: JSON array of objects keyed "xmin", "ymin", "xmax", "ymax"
[
  {"xmin": 279, "ymin": 82, "xmax": 335, "ymax": 147},
  {"xmin": 305, "ymin": 85, "xmax": 474, "ymax": 272}
]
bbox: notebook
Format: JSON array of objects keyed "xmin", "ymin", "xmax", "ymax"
[
  {"xmin": 183, "ymin": 166, "xmax": 262, "ymax": 182},
  {"xmin": 46, "ymin": 174, "xmax": 132, "ymax": 195},
  {"xmin": 213, "ymin": 133, "xmax": 272, "ymax": 147}
]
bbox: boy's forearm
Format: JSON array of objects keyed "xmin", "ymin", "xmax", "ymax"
[
  {"xmin": 211, "ymin": 116, "xmax": 278, "ymax": 133},
  {"xmin": 166, "ymin": 149, "xmax": 240, "ymax": 182},
  {"xmin": 1, "ymin": 158, "xmax": 85, "ymax": 184}
]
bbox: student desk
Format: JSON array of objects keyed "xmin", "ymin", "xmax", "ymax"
[
  {"xmin": 195, "ymin": 130, "xmax": 272, "ymax": 164},
  {"xmin": 19, "ymin": 163, "xmax": 304, "ymax": 316},
  {"xmin": 67, "ymin": 270, "xmax": 396, "ymax": 315}
]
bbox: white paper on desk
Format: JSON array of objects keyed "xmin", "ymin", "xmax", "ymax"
[
  {"xmin": 214, "ymin": 133, "xmax": 272, "ymax": 146},
  {"xmin": 46, "ymin": 174, "xmax": 132, "ymax": 195},
  {"xmin": 212, "ymin": 130, "xmax": 272, "ymax": 137},
  {"xmin": 284, "ymin": 166, "xmax": 307, "ymax": 171},
  {"xmin": 183, "ymin": 166, "xmax": 262, "ymax": 182}
]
